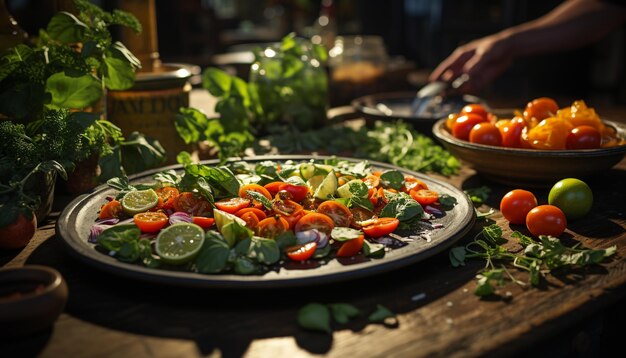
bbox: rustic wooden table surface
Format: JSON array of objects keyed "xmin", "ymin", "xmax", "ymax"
[{"xmin": 1, "ymin": 97, "xmax": 625, "ymax": 358}]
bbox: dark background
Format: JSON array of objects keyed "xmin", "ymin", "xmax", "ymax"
[{"xmin": 6, "ymin": 0, "xmax": 626, "ymax": 107}]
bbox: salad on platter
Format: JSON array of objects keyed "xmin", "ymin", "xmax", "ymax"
[{"xmin": 89, "ymin": 157, "xmax": 459, "ymax": 275}]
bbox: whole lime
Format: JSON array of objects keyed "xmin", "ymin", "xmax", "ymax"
[{"xmin": 548, "ymin": 178, "xmax": 593, "ymax": 220}]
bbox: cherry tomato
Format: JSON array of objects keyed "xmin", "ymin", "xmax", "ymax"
[
  {"xmin": 409, "ymin": 189, "xmax": 439, "ymax": 206},
  {"xmin": 469, "ymin": 122, "xmax": 502, "ymax": 146},
  {"xmin": 362, "ymin": 218, "xmax": 400, "ymax": 238},
  {"xmin": 362, "ymin": 174, "xmax": 381, "ymax": 189},
  {"xmin": 214, "ymin": 197, "xmax": 250, "ymax": 214},
  {"xmin": 294, "ymin": 213, "xmax": 335, "ymax": 235},
  {"xmin": 192, "ymin": 216, "xmax": 216, "ymax": 229},
  {"xmin": 548, "ymin": 178, "xmax": 593, "ymax": 220},
  {"xmin": 239, "ymin": 211, "xmax": 260, "ymax": 230},
  {"xmin": 278, "ymin": 183, "xmax": 309, "ymax": 202},
  {"xmin": 349, "ymin": 207, "xmax": 377, "ymax": 228},
  {"xmin": 280, "ymin": 209, "xmax": 307, "ymax": 230},
  {"xmin": 0, "ymin": 211, "xmax": 36, "ymax": 249},
  {"xmin": 403, "ymin": 175, "xmax": 428, "ymax": 193},
  {"xmin": 452, "ymin": 114, "xmax": 488, "ymax": 141},
  {"xmin": 499, "ymin": 189, "xmax": 537, "ymax": 225},
  {"xmin": 445, "ymin": 113, "xmax": 458, "ymax": 131},
  {"xmin": 173, "ymin": 192, "xmax": 212, "ymax": 216},
  {"xmin": 316, "ymin": 201, "xmax": 353, "ymax": 227},
  {"xmin": 272, "ymin": 199, "xmax": 304, "ymax": 217},
  {"xmin": 523, "ymin": 97, "xmax": 559, "ymax": 125},
  {"xmin": 239, "ymin": 184, "xmax": 272, "ymax": 201},
  {"xmin": 336, "ymin": 235, "xmax": 365, "ymax": 257},
  {"xmin": 133, "ymin": 212, "xmax": 168, "ymax": 233},
  {"xmin": 285, "ymin": 242, "xmax": 318, "ymax": 261},
  {"xmin": 558, "ymin": 100, "xmax": 605, "ymax": 131},
  {"xmin": 155, "ymin": 187, "xmax": 179, "ymax": 210},
  {"xmin": 460, "ymin": 104, "xmax": 489, "ymax": 121},
  {"xmin": 526, "ymin": 205, "xmax": 567, "ymax": 237},
  {"xmin": 99, "ymin": 200, "xmax": 123, "ymax": 219},
  {"xmin": 566, "ymin": 125, "xmax": 601, "ymax": 149},
  {"xmin": 235, "ymin": 207, "xmax": 267, "ymax": 221},
  {"xmin": 526, "ymin": 117, "xmax": 574, "ymax": 150},
  {"xmin": 257, "ymin": 216, "xmax": 289, "ymax": 239},
  {"xmin": 500, "ymin": 117, "xmax": 526, "ymax": 148},
  {"xmin": 264, "ymin": 181, "xmax": 284, "ymax": 197}
]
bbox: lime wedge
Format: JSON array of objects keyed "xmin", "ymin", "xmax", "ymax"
[
  {"xmin": 337, "ymin": 179, "xmax": 369, "ymax": 198},
  {"xmin": 155, "ymin": 223, "xmax": 205, "ymax": 265},
  {"xmin": 314, "ymin": 170, "xmax": 338, "ymax": 200},
  {"xmin": 213, "ymin": 209, "xmax": 246, "ymax": 232},
  {"xmin": 299, "ymin": 163, "xmax": 316, "ymax": 180},
  {"xmin": 121, "ymin": 189, "xmax": 159, "ymax": 215},
  {"xmin": 307, "ymin": 175, "xmax": 325, "ymax": 192}
]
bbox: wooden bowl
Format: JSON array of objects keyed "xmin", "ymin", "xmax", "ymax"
[
  {"xmin": 432, "ymin": 118, "xmax": 626, "ymax": 187},
  {"xmin": 0, "ymin": 265, "xmax": 68, "ymax": 337}
]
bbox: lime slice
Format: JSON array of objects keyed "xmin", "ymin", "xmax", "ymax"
[
  {"xmin": 213, "ymin": 209, "xmax": 246, "ymax": 232},
  {"xmin": 155, "ymin": 223, "xmax": 205, "ymax": 265},
  {"xmin": 121, "ymin": 189, "xmax": 159, "ymax": 215},
  {"xmin": 337, "ymin": 179, "xmax": 369, "ymax": 198},
  {"xmin": 314, "ymin": 170, "xmax": 338, "ymax": 200}
]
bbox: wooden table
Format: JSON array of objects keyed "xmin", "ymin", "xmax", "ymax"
[{"xmin": 2, "ymin": 105, "xmax": 625, "ymax": 358}]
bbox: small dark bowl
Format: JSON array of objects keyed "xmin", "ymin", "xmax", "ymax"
[
  {"xmin": 432, "ymin": 118, "xmax": 626, "ymax": 187},
  {"xmin": 0, "ymin": 265, "xmax": 68, "ymax": 337}
]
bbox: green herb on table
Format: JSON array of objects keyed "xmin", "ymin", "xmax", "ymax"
[
  {"xmin": 298, "ymin": 302, "xmax": 396, "ymax": 333},
  {"xmin": 464, "ymin": 186, "xmax": 491, "ymax": 206},
  {"xmin": 449, "ymin": 224, "xmax": 616, "ymax": 297}
]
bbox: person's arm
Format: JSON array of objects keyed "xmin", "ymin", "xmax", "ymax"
[{"xmin": 429, "ymin": 0, "xmax": 626, "ymax": 93}]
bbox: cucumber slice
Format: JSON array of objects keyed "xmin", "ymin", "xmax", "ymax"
[
  {"xmin": 299, "ymin": 163, "xmax": 316, "ymax": 180},
  {"xmin": 314, "ymin": 170, "xmax": 338, "ymax": 200}
]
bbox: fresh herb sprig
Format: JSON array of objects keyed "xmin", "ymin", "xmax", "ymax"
[
  {"xmin": 450, "ymin": 224, "xmax": 616, "ymax": 296},
  {"xmin": 297, "ymin": 302, "xmax": 395, "ymax": 334}
]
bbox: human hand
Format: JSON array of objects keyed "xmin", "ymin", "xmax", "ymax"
[{"xmin": 429, "ymin": 33, "xmax": 514, "ymax": 94}]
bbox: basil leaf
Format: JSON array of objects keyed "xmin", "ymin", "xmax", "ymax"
[
  {"xmin": 97, "ymin": 224, "xmax": 141, "ymax": 252},
  {"xmin": 329, "ymin": 303, "xmax": 360, "ymax": 324},
  {"xmin": 175, "ymin": 107, "xmax": 213, "ymax": 144},
  {"xmin": 47, "ymin": 12, "xmax": 87, "ymax": 43},
  {"xmin": 297, "ymin": 303, "xmax": 331, "ymax": 333},
  {"xmin": 380, "ymin": 170, "xmax": 404, "ymax": 190},
  {"xmin": 438, "ymin": 194, "xmax": 457, "ymax": 210},
  {"xmin": 119, "ymin": 132, "xmax": 166, "ymax": 175},
  {"xmin": 363, "ymin": 240, "xmax": 385, "ymax": 258},
  {"xmin": 233, "ymin": 257, "xmax": 256, "ymax": 274},
  {"xmin": 368, "ymin": 304, "xmax": 395, "ymax": 323},
  {"xmin": 250, "ymin": 237, "xmax": 280, "ymax": 265},
  {"xmin": 246, "ymin": 190, "xmax": 272, "ymax": 210},
  {"xmin": 449, "ymin": 247, "xmax": 466, "ymax": 267},
  {"xmin": 275, "ymin": 231, "xmax": 297, "ymax": 250},
  {"xmin": 379, "ymin": 192, "xmax": 423, "ymax": 221},
  {"xmin": 46, "ymin": 72, "xmax": 102, "ymax": 109},
  {"xmin": 202, "ymin": 67, "xmax": 232, "ymax": 97},
  {"xmin": 195, "ymin": 238, "xmax": 230, "ymax": 273},
  {"xmin": 103, "ymin": 55, "xmax": 135, "ymax": 90}
]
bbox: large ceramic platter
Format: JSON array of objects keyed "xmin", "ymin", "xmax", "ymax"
[{"xmin": 57, "ymin": 155, "xmax": 475, "ymax": 288}]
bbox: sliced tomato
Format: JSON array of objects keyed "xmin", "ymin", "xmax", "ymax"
[
  {"xmin": 350, "ymin": 207, "xmax": 377, "ymax": 228},
  {"xmin": 278, "ymin": 183, "xmax": 309, "ymax": 202},
  {"xmin": 257, "ymin": 216, "xmax": 289, "ymax": 239},
  {"xmin": 235, "ymin": 207, "xmax": 267, "ymax": 221},
  {"xmin": 317, "ymin": 201, "xmax": 352, "ymax": 227},
  {"xmin": 362, "ymin": 217, "xmax": 399, "ymax": 238},
  {"xmin": 336, "ymin": 235, "xmax": 364, "ymax": 257},
  {"xmin": 133, "ymin": 212, "xmax": 168, "ymax": 233},
  {"xmin": 272, "ymin": 199, "xmax": 303, "ymax": 217},
  {"xmin": 294, "ymin": 213, "xmax": 334, "ymax": 235},
  {"xmin": 173, "ymin": 192, "xmax": 212, "ymax": 216},
  {"xmin": 362, "ymin": 174, "xmax": 381, "ymax": 189},
  {"xmin": 239, "ymin": 211, "xmax": 260, "ymax": 230},
  {"xmin": 214, "ymin": 197, "xmax": 251, "ymax": 214},
  {"xmin": 285, "ymin": 242, "xmax": 318, "ymax": 261},
  {"xmin": 409, "ymin": 189, "xmax": 439, "ymax": 206},
  {"xmin": 155, "ymin": 187, "xmax": 179, "ymax": 210},
  {"xmin": 264, "ymin": 181, "xmax": 284, "ymax": 197},
  {"xmin": 239, "ymin": 184, "xmax": 272, "ymax": 200},
  {"xmin": 192, "ymin": 216, "xmax": 215, "ymax": 229},
  {"xmin": 99, "ymin": 200, "xmax": 123, "ymax": 219},
  {"xmin": 403, "ymin": 175, "xmax": 428, "ymax": 193},
  {"xmin": 280, "ymin": 209, "xmax": 307, "ymax": 230}
]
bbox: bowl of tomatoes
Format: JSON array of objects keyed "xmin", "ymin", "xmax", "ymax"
[{"xmin": 432, "ymin": 98, "xmax": 626, "ymax": 187}]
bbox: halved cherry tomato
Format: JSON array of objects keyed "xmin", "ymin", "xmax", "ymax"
[
  {"xmin": 460, "ymin": 104, "xmax": 489, "ymax": 122},
  {"xmin": 99, "ymin": 200, "xmax": 123, "ymax": 219},
  {"xmin": 173, "ymin": 192, "xmax": 212, "ymax": 216},
  {"xmin": 272, "ymin": 199, "xmax": 304, "ymax": 217},
  {"xmin": 214, "ymin": 197, "xmax": 251, "ymax": 214},
  {"xmin": 566, "ymin": 125, "xmax": 601, "ymax": 149},
  {"xmin": 239, "ymin": 184, "xmax": 272, "ymax": 200},
  {"xmin": 294, "ymin": 213, "xmax": 335, "ymax": 235},
  {"xmin": 362, "ymin": 218, "xmax": 399, "ymax": 238},
  {"xmin": 452, "ymin": 113, "xmax": 488, "ymax": 141},
  {"xmin": 264, "ymin": 181, "xmax": 284, "ymax": 197},
  {"xmin": 134, "ymin": 212, "xmax": 168, "ymax": 233},
  {"xmin": 280, "ymin": 209, "xmax": 307, "ymax": 230},
  {"xmin": 192, "ymin": 216, "xmax": 215, "ymax": 229},
  {"xmin": 257, "ymin": 216, "xmax": 289, "ymax": 239},
  {"xmin": 336, "ymin": 235, "xmax": 365, "ymax": 257},
  {"xmin": 410, "ymin": 189, "xmax": 439, "ymax": 206},
  {"xmin": 469, "ymin": 122, "xmax": 502, "ymax": 146},
  {"xmin": 523, "ymin": 97, "xmax": 559, "ymax": 125},
  {"xmin": 285, "ymin": 242, "xmax": 318, "ymax": 261},
  {"xmin": 362, "ymin": 174, "xmax": 380, "ymax": 189},
  {"xmin": 155, "ymin": 187, "xmax": 179, "ymax": 210},
  {"xmin": 403, "ymin": 175, "xmax": 428, "ymax": 193},
  {"xmin": 500, "ymin": 116, "xmax": 526, "ymax": 148},
  {"xmin": 278, "ymin": 183, "xmax": 309, "ymax": 202},
  {"xmin": 235, "ymin": 207, "xmax": 267, "ymax": 221},
  {"xmin": 239, "ymin": 211, "xmax": 260, "ymax": 229},
  {"xmin": 317, "ymin": 201, "xmax": 353, "ymax": 227},
  {"xmin": 350, "ymin": 207, "xmax": 377, "ymax": 228},
  {"xmin": 526, "ymin": 117, "xmax": 574, "ymax": 150}
]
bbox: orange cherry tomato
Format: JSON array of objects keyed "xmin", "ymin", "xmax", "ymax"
[
  {"xmin": 523, "ymin": 97, "xmax": 559, "ymax": 125},
  {"xmin": 469, "ymin": 122, "xmax": 502, "ymax": 146},
  {"xmin": 272, "ymin": 199, "xmax": 304, "ymax": 217},
  {"xmin": 500, "ymin": 189, "xmax": 537, "ymax": 225},
  {"xmin": 155, "ymin": 187, "xmax": 179, "ymax": 210},
  {"xmin": 403, "ymin": 175, "xmax": 428, "ymax": 193},
  {"xmin": 557, "ymin": 100, "xmax": 604, "ymax": 131},
  {"xmin": 173, "ymin": 192, "xmax": 212, "ymax": 216},
  {"xmin": 280, "ymin": 209, "xmax": 307, "ymax": 230},
  {"xmin": 294, "ymin": 213, "xmax": 335, "ymax": 235},
  {"xmin": 257, "ymin": 216, "xmax": 290, "ymax": 239},
  {"xmin": 409, "ymin": 189, "xmax": 439, "ymax": 206},
  {"xmin": 452, "ymin": 114, "xmax": 488, "ymax": 141},
  {"xmin": 264, "ymin": 182, "xmax": 284, "ymax": 197},
  {"xmin": 526, "ymin": 205, "xmax": 567, "ymax": 237},
  {"xmin": 445, "ymin": 113, "xmax": 458, "ymax": 131},
  {"xmin": 99, "ymin": 200, "xmax": 123, "ymax": 219},
  {"xmin": 526, "ymin": 117, "xmax": 574, "ymax": 150},
  {"xmin": 460, "ymin": 104, "xmax": 489, "ymax": 121},
  {"xmin": 239, "ymin": 211, "xmax": 260, "ymax": 229},
  {"xmin": 192, "ymin": 216, "xmax": 216, "ymax": 229},
  {"xmin": 500, "ymin": 116, "xmax": 526, "ymax": 148},
  {"xmin": 362, "ymin": 218, "xmax": 399, "ymax": 238},
  {"xmin": 316, "ymin": 201, "xmax": 353, "ymax": 227},
  {"xmin": 239, "ymin": 184, "xmax": 272, "ymax": 201},
  {"xmin": 278, "ymin": 183, "xmax": 309, "ymax": 202},
  {"xmin": 349, "ymin": 207, "xmax": 377, "ymax": 228},
  {"xmin": 214, "ymin": 197, "xmax": 251, "ymax": 214},
  {"xmin": 336, "ymin": 235, "xmax": 365, "ymax": 257},
  {"xmin": 235, "ymin": 207, "xmax": 267, "ymax": 221},
  {"xmin": 286, "ymin": 242, "xmax": 318, "ymax": 261},
  {"xmin": 566, "ymin": 125, "xmax": 601, "ymax": 149},
  {"xmin": 362, "ymin": 174, "xmax": 381, "ymax": 189},
  {"xmin": 133, "ymin": 212, "xmax": 168, "ymax": 233}
]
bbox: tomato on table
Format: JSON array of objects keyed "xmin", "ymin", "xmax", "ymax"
[
  {"xmin": 499, "ymin": 189, "xmax": 537, "ymax": 225},
  {"xmin": 257, "ymin": 216, "xmax": 290, "ymax": 239},
  {"xmin": 155, "ymin": 187, "xmax": 179, "ymax": 210},
  {"xmin": 316, "ymin": 201, "xmax": 353, "ymax": 227},
  {"xmin": 566, "ymin": 125, "xmax": 601, "ymax": 149},
  {"xmin": 523, "ymin": 97, "xmax": 559, "ymax": 125},
  {"xmin": 285, "ymin": 242, "xmax": 318, "ymax": 261},
  {"xmin": 214, "ymin": 197, "xmax": 251, "ymax": 214},
  {"xmin": 239, "ymin": 184, "xmax": 272, "ymax": 201},
  {"xmin": 452, "ymin": 113, "xmax": 488, "ymax": 141},
  {"xmin": 173, "ymin": 192, "xmax": 212, "ymax": 216},
  {"xmin": 294, "ymin": 213, "xmax": 335, "ymax": 235},
  {"xmin": 362, "ymin": 217, "xmax": 399, "ymax": 238},
  {"xmin": 278, "ymin": 183, "xmax": 309, "ymax": 202},
  {"xmin": 134, "ymin": 212, "xmax": 168, "ymax": 233},
  {"xmin": 192, "ymin": 216, "xmax": 215, "ymax": 229},
  {"xmin": 526, "ymin": 205, "xmax": 567, "ymax": 237},
  {"xmin": 409, "ymin": 189, "xmax": 439, "ymax": 206},
  {"xmin": 336, "ymin": 235, "xmax": 365, "ymax": 257},
  {"xmin": 0, "ymin": 210, "xmax": 36, "ymax": 249},
  {"xmin": 469, "ymin": 122, "xmax": 502, "ymax": 146},
  {"xmin": 99, "ymin": 200, "xmax": 123, "ymax": 219}
]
